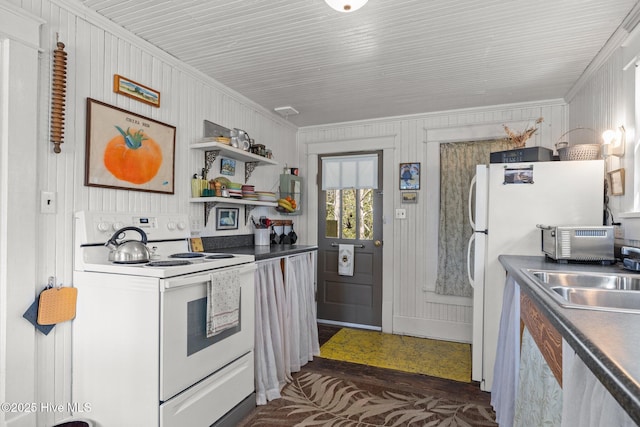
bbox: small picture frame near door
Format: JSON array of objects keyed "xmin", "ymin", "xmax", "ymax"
[
  {"xmin": 400, "ymin": 163, "xmax": 420, "ymax": 190},
  {"xmin": 401, "ymin": 191, "xmax": 418, "ymax": 203}
]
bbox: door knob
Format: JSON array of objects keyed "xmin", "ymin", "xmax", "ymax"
[{"xmin": 374, "ymin": 240, "xmax": 382, "ymax": 247}]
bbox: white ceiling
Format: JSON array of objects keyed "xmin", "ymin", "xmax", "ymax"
[{"xmin": 81, "ymin": 0, "xmax": 640, "ymax": 127}]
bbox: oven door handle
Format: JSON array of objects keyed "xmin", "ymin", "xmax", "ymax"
[
  {"xmin": 163, "ymin": 273, "xmax": 212, "ymax": 289},
  {"xmin": 162, "ymin": 263, "xmax": 256, "ymax": 289}
]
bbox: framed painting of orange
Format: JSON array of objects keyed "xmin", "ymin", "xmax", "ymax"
[{"xmin": 85, "ymin": 98, "xmax": 176, "ymax": 194}]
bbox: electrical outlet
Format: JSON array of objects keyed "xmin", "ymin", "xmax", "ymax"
[
  {"xmin": 395, "ymin": 208, "xmax": 406, "ymax": 219},
  {"xmin": 190, "ymin": 217, "xmax": 203, "ymax": 232},
  {"xmin": 40, "ymin": 191, "xmax": 56, "ymax": 214},
  {"xmin": 614, "ymin": 224, "xmax": 624, "ymax": 239}
]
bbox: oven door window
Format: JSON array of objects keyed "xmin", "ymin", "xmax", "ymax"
[
  {"xmin": 160, "ymin": 266, "xmax": 255, "ymax": 402},
  {"xmin": 187, "ymin": 292, "xmax": 241, "ymax": 356}
]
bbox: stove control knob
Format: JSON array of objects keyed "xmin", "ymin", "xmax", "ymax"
[
  {"xmin": 177, "ymin": 222, "xmax": 187, "ymax": 230},
  {"xmin": 113, "ymin": 222, "xmax": 124, "ymax": 231},
  {"xmin": 167, "ymin": 222, "xmax": 177, "ymax": 231},
  {"xmin": 97, "ymin": 222, "xmax": 111, "ymax": 232}
]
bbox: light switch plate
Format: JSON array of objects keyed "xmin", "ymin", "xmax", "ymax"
[{"xmin": 41, "ymin": 191, "xmax": 56, "ymax": 214}]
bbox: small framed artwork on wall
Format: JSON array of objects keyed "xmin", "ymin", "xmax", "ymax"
[
  {"xmin": 113, "ymin": 74, "xmax": 161, "ymax": 107},
  {"xmin": 400, "ymin": 163, "xmax": 420, "ymax": 190},
  {"xmin": 220, "ymin": 158, "xmax": 236, "ymax": 176},
  {"xmin": 609, "ymin": 168, "xmax": 625, "ymax": 196},
  {"xmin": 216, "ymin": 207, "xmax": 239, "ymax": 230},
  {"xmin": 402, "ymin": 191, "xmax": 418, "ymax": 203}
]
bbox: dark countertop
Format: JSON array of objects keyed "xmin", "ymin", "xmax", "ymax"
[
  {"xmin": 499, "ymin": 255, "xmax": 640, "ymax": 424},
  {"xmin": 217, "ymin": 244, "xmax": 318, "ymax": 261}
]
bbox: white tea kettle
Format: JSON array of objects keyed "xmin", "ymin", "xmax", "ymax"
[{"xmin": 105, "ymin": 226, "xmax": 151, "ymax": 263}]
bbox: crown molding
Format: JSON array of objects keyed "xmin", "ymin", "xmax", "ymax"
[
  {"xmin": 49, "ymin": 0, "xmax": 297, "ymax": 130},
  {"xmin": 565, "ymin": 2, "xmax": 640, "ymax": 102}
]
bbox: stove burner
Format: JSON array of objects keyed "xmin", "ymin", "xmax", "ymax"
[
  {"xmin": 169, "ymin": 252, "xmax": 206, "ymax": 259},
  {"xmin": 146, "ymin": 260, "xmax": 192, "ymax": 267},
  {"xmin": 205, "ymin": 254, "xmax": 235, "ymax": 259}
]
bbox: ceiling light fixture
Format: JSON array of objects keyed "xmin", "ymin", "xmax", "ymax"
[
  {"xmin": 274, "ymin": 106, "xmax": 299, "ymax": 119},
  {"xmin": 324, "ymin": 0, "xmax": 368, "ymax": 13}
]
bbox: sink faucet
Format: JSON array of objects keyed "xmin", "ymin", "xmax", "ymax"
[
  {"xmin": 621, "ymin": 247, "xmax": 640, "ymax": 271},
  {"xmin": 621, "ymin": 246, "xmax": 640, "ymax": 257}
]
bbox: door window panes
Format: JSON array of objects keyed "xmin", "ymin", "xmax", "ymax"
[{"xmin": 325, "ymin": 188, "xmax": 374, "ymax": 240}]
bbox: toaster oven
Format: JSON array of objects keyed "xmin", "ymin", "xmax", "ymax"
[{"xmin": 536, "ymin": 224, "xmax": 615, "ymax": 264}]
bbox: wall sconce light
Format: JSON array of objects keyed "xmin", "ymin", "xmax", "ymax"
[
  {"xmin": 324, "ymin": 0, "xmax": 368, "ymax": 12},
  {"xmin": 602, "ymin": 126, "xmax": 625, "ymax": 157}
]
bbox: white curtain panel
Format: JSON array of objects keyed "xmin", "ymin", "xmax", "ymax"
[
  {"xmin": 562, "ymin": 352, "xmax": 636, "ymax": 427},
  {"xmin": 254, "ymin": 259, "xmax": 288, "ymax": 405},
  {"xmin": 491, "ymin": 274, "xmax": 521, "ymax": 427},
  {"xmin": 254, "ymin": 254, "xmax": 320, "ymax": 405},
  {"xmin": 286, "ymin": 253, "xmax": 321, "ymax": 370}
]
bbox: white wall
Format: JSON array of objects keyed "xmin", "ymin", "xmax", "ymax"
[
  {"xmin": 568, "ymin": 25, "xmax": 640, "ymax": 240},
  {"xmin": 6, "ymin": 0, "xmax": 297, "ymax": 425},
  {"xmin": 0, "ymin": 3, "xmax": 43, "ymax": 427},
  {"xmin": 298, "ymin": 100, "xmax": 568, "ymax": 342}
]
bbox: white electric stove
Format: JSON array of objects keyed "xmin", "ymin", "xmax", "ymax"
[
  {"xmin": 74, "ymin": 211, "xmax": 254, "ymax": 277},
  {"xmin": 72, "ymin": 211, "xmax": 256, "ymax": 427}
]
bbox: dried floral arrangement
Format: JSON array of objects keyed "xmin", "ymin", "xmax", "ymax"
[{"xmin": 503, "ymin": 117, "xmax": 544, "ymax": 148}]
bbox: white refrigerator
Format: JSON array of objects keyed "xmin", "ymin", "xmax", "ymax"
[{"xmin": 467, "ymin": 160, "xmax": 604, "ymax": 392}]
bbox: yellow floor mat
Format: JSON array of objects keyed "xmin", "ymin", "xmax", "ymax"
[{"xmin": 320, "ymin": 328, "xmax": 471, "ymax": 383}]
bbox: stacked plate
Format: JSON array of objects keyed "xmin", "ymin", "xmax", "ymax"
[
  {"xmin": 242, "ymin": 185, "xmax": 257, "ymax": 201},
  {"xmin": 199, "ymin": 136, "xmax": 231, "ymax": 145},
  {"xmin": 227, "ymin": 182, "xmax": 243, "ymax": 198},
  {"xmin": 256, "ymin": 191, "xmax": 277, "ymax": 202}
]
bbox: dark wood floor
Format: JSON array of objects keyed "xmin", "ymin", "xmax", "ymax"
[
  {"xmin": 314, "ymin": 324, "xmax": 491, "ymax": 404},
  {"xmin": 317, "ymin": 323, "xmax": 342, "ymax": 346}
]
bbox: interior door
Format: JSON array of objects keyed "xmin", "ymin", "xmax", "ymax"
[{"xmin": 317, "ymin": 151, "xmax": 383, "ymax": 328}]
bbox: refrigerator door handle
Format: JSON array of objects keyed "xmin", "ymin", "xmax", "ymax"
[
  {"xmin": 468, "ymin": 174, "xmax": 477, "ymax": 229},
  {"xmin": 467, "ymin": 233, "xmax": 476, "ymax": 288}
]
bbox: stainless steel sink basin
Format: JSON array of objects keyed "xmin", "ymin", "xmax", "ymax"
[
  {"xmin": 524, "ymin": 269, "xmax": 640, "ymax": 314},
  {"xmin": 530, "ymin": 270, "xmax": 640, "ymax": 291},
  {"xmin": 551, "ymin": 287, "xmax": 640, "ymax": 312}
]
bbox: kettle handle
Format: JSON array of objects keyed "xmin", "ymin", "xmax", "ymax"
[{"xmin": 106, "ymin": 226, "xmax": 148, "ymax": 247}]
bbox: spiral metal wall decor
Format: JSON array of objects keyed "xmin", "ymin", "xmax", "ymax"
[{"xmin": 50, "ymin": 40, "xmax": 67, "ymax": 154}]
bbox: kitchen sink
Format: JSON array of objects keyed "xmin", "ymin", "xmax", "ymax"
[
  {"xmin": 530, "ymin": 270, "xmax": 640, "ymax": 290},
  {"xmin": 524, "ymin": 269, "xmax": 640, "ymax": 314}
]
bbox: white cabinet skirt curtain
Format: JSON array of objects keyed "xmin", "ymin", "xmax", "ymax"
[
  {"xmin": 285, "ymin": 252, "xmax": 320, "ymax": 371},
  {"xmin": 491, "ymin": 274, "xmax": 520, "ymax": 427},
  {"xmin": 254, "ymin": 253, "xmax": 320, "ymax": 405},
  {"xmin": 561, "ymin": 349, "xmax": 636, "ymax": 427}
]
